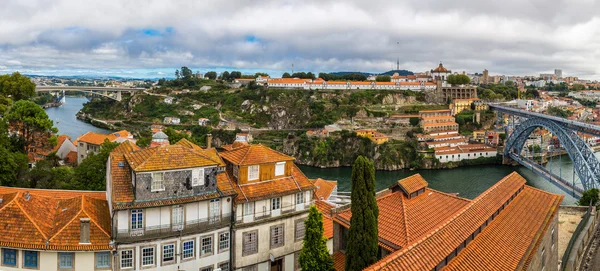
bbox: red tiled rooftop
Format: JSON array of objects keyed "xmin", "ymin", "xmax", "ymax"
[
  {"xmin": 219, "ymin": 144, "xmax": 294, "ymax": 166},
  {"xmin": 394, "ymin": 174, "xmax": 428, "ymax": 195},
  {"xmin": 232, "ymin": 164, "xmax": 314, "ymax": 203},
  {"xmin": 313, "ymin": 178, "xmax": 337, "ymax": 201}
]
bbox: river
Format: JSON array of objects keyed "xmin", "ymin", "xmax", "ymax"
[
  {"xmin": 45, "ymin": 97, "xmax": 111, "ymax": 139},
  {"xmin": 45, "ymin": 98, "xmax": 585, "ymax": 205}
]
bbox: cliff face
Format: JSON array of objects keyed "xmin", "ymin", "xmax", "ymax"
[{"xmin": 282, "ymin": 133, "xmax": 416, "ymax": 170}]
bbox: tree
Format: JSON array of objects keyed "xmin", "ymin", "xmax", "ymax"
[
  {"xmin": 282, "ymin": 72, "xmax": 291, "ymax": 78},
  {"xmin": 175, "ymin": 69, "xmax": 180, "ymax": 79},
  {"xmin": 572, "ymin": 83, "xmax": 585, "ymax": 91},
  {"xmin": 346, "ymin": 156, "xmax": 379, "ymax": 271},
  {"xmin": 230, "ymin": 71, "xmax": 242, "ymax": 79},
  {"xmin": 578, "ymin": 188, "xmax": 599, "ymax": 206},
  {"xmin": 0, "ymin": 72, "xmax": 36, "ymax": 101},
  {"xmin": 254, "ymin": 72, "xmax": 269, "ymax": 78},
  {"xmin": 299, "ymin": 205, "xmax": 335, "ymax": 271},
  {"xmin": 375, "ymin": 75, "xmax": 391, "ymax": 82},
  {"xmin": 409, "ymin": 117, "xmax": 419, "ymax": 126},
  {"xmin": 205, "ymin": 71, "xmax": 217, "ymax": 80},
  {"xmin": 307, "ymin": 72, "xmax": 316, "ymax": 80},
  {"xmin": 447, "ymin": 74, "xmax": 471, "ymax": 85},
  {"xmin": 504, "ymin": 80, "xmax": 515, "ymax": 87},
  {"xmin": 221, "ymin": 71, "xmax": 230, "ymax": 81},
  {"xmin": 5, "ymin": 100, "xmax": 57, "ymax": 151},
  {"xmin": 180, "ymin": 66, "xmax": 193, "ymax": 80},
  {"xmin": 69, "ymin": 140, "xmax": 119, "ymax": 191}
]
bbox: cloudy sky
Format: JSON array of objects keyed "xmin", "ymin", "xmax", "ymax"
[{"xmin": 1, "ymin": 0, "xmax": 599, "ymax": 79}]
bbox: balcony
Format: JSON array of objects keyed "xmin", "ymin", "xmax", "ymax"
[
  {"xmin": 238, "ymin": 202, "xmax": 310, "ymax": 224},
  {"xmin": 116, "ymin": 212, "xmax": 231, "ymax": 243}
]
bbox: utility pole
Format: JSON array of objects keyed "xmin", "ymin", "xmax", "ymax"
[
  {"xmin": 292, "ymin": 63, "xmax": 294, "ymax": 75},
  {"xmin": 396, "ymin": 42, "xmax": 400, "ymax": 71}
]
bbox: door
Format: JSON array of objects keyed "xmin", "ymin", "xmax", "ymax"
[
  {"xmin": 270, "ymin": 258, "xmax": 283, "ymax": 271},
  {"xmin": 209, "ymin": 199, "xmax": 221, "ymax": 224}
]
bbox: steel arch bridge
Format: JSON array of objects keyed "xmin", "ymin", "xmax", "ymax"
[
  {"xmin": 35, "ymin": 86, "xmax": 145, "ymax": 101},
  {"xmin": 491, "ymin": 104, "xmax": 600, "ymax": 195}
]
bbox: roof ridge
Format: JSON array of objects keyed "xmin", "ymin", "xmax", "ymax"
[
  {"xmin": 238, "ymin": 145, "xmax": 252, "ymax": 165},
  {"xmin": 48, "ymin": 195, "xmax": 85, "ymax": 242},
  {"xmin": 426, "ymin": 188, "xmax": 471, "ymax": 203},
  {"xmin": 81, "ymin": 195, "xmax": 111, "ymax": 238},
  {"xmin": 13, "ymin": 192, "xmax": 49, "ymax": 240},
  {"xmin": 0, "ymin": 192, "xmax": 18, "ymax": 213},
  {"xmin": 400, "ymin": 194, "xmax": 409, "ymax": 246}
]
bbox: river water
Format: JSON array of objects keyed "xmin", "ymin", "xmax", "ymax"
[
  {"xmin": 45, "ymin": 97, "xmax": 585, "ymax": 205},
  {"xmin": 45, "ymin": 97, "xmax": 111, "ymax": 139}
]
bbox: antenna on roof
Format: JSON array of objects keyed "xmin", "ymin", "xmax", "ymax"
[{"xmin": 24, "ymin": 192, "xmax": 30, "ymax": 201}]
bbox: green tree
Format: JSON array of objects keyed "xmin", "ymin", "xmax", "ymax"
[
  {"xmin": 163, "ymin": 127, "xmax": 194, "ymax": 144},
  {"xmin": 307, "ymin": 72, "xmax": 316, "ymax": 80},
  {"xmin": 205, "ymin": 71, "xmax": 217, "ymax": 80},
  {"xmin": 221, "ymin": 71, "xmax": 230, "ymax": 81},
  {"xmin": 375, "ymin": 75, "xmax": 391, "ymax": 82},
  {"xmin": 282, "ymin": 72, "xmax": 291, "ymax": 78},
  {"xmin": 69, "ymin": 140, "xmax": 119, "ymax": 191},
  {"xmin": 578, "ymin": 188, "xmax": 599, "ymax": 206},
  {"xmin": 299, "ymin": 205, "xmax": 335, "ymax": 271},
  {"xmin": 346, "ymin": 156, "xmax": 379, "ymax": 271},
  {"xmin": 572, "ymin": 83, "xmax": 585, "ymax": 91},
  {"xmin": 230, "ymin": 71, "xmax": 242, "ymax": 79},
  {"xmin": 0, "ymin": 72, "xmax": 37, "ymax": 101},
  {"xmin": 5, "ymin": 100, "xmax": 57, "ymax": 151},
  {"xmin": 409, "ymin": 117, "xmax": 419, "ymax": 126},
  {"xmin": 175, "ymin": 69, "xmax": 180, "ymax": 79},
  {"xmin": 0, "ymin": 145, "xmax": 28, "ymax": 186},
  {"xmin": 254, "ymin": 72, "xmax": 269, "ymax": 78},
  {"xmin": 180, "ymin": 66, "xmax": 193, "ymax": 80},
  {"xmin": 504, "ymin": 80, "xmax": 515, "ymax": 87}
]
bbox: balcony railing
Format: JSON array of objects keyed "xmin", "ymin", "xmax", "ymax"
[
  {"xmin": 239, "ymin": 202, "xmax": 310, "ymax": 224},
  {"xmin": 116, "ymin": 212, "xmax": 231, "ymax": 242}
]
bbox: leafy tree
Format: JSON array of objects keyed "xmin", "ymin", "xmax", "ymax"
[
  {"xmin": 346, "ymin": 156, "xmax": 379, "ymax": 271},
  {"xmin": 578, "ymin": 188, "xmax": 599, "ymax": 206},
  {"xmin": 163, "ymin": 127, "xmax": 195, "ymax": 144},
  {"xmin": 221, "ymin": 71, "xmax": 230, "ymax": 81},
  {"xmin": 409, "ymin": 117, "xmax": 419, "ymax": 126},
  {"xmin": 282, "ymin": 72, "xmax": 291, "ymax": 78},
  {"xmin": 307, "ymin": 72, "xmax": 316, "ymax": 80},
  {"xmin": 299, "ymin": 205, "xmax": 335, "ymax": 271},
  {"xmin": 5, "ymin": 100, "xmax": 57, "ymax": 151},
  {"xmin": 525, "ymin": 88, "xmax": 540, "ymax": 99},
  {"xmin": 205, "ymin": 71, "xmax": 217, "ymax": 80},
  {"xmin": 230, "ymin": 71, "xmax": 242, "ymax": 79},
  {"xmin": 572, "ymin": 83, "xmax": 585, "ymax": 91},
  {"xmin": 254, "ymin": 72, "xmax": 269, "ymax": 77},
  {"xmin": 504, "ymin": 80, "xmax": 515, "ymax": 87},
  {"xmin": 0, "ymin": 72, "xmax": 37, "ymax": 101},
  {"xmin": 0, "ymin": 145, "xmax": 28, "ymax": 187},
  {"xmin": 175, "ymin": 69, "xmax": 180, "ymax": 79},
  {"xmin": 447, "ymin": 74, "xmax": 470, "ymax": 85},
  {"xmin": 180, "ymin": 66, "xmax": 193, "ymax": 80},
  {"xmin": 547, "ymin": 107, "xmax": 573, "ymax": 118},
  {"xmin": 68, "ymin": 140, "xmax": 119, "ymax": 191},
  {"xmin": 375, "ymin": 75, "xmax": 391, "ymax": 82}
]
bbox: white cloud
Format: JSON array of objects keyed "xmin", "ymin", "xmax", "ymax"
[{"xmin": 1, "ymin": 0, "xmax": 600, "ymax": 78}]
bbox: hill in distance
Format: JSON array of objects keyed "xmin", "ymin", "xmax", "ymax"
[{"xmin": 329, "ymin": 69, "xmax": 414, "ymax": 77}]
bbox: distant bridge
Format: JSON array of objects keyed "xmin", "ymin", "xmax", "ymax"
[
  {"xmin": 490, "ymin": 104, "xmax": 600, "ymax": 197},
  {"xmin": 35, "ymin": 86, "xmax": 146, "ymax": 101}
]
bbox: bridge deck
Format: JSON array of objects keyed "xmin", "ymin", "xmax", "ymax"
[{"xmin": 35, "ymin": 86, "xmax": 145, "ymax": 92}]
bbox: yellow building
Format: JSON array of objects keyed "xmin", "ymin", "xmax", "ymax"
[
  {"xmin": 356, "ymin": 129, "xmax": 390, "ymax": 144},
  {"xmin": 452, "ymin": 98, "xmax": 488, "ymax": 115},
  {"xmin": 472, "ymin": 130, "xmax": 486, "ymax": 143}
]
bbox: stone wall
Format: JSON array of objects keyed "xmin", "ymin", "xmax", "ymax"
[
  {"xmin": 134, "ymin": 167, "xmax": 218, "ymax": 201},
  {"xmin": 525, "ymin": 208, "xmax": 560, "ymax": 271}
]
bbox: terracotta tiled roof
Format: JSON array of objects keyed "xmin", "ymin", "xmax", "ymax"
[
  {"xmin": 443, "ymin": 187, "xmax": 562, "ymax": 271},
  {"xmin": 219, "ymin": 144, "xmax": 294, "ymax": 166},
  {"xmin": 393, "ymin": 174, "xmax": 428, "ymax": 195},
  {"xmin": 423, "ymin": 122, "xmax": 458, "ymax": 127},
  {"xmin": 335, "ymin": 188, "xmax": 469, "ymax": 251},
  {"xmin": 433, "ymin": 63, "xmax": 449, "ymax": 72},
  {"xmin": 174, "ymin": 138, "xmax": 226, "ymax": 166},
  {"xmin": 315, "ymin": 200, "xmax": 335, "ymax": 239},
  {"xmin": 52, "ymin": 135, "xmax": 71, "ymax": 152},
  {"xmin": 76, "ymin": 132, "xmax": 116, "ymax": 145},
  {"xmin": 124, "ymin": 144, "xmax": 218, "ymax": 172},
  {"xmin": 313, "ymin": 178, "xmax": 337, "ymax": 201},
  {"xmin": 64, "ymin": 151, "xmax": 78, "ymax": 165},
  {"xmin": 0, "ymin": 187, "xmax": 111, "ymax": 251},
  {"xmin": 216, "ymin": 172, "xmax": 237, "ymax": 197},
  {"xmin": 420, "ymin": 109, "xmax": 452, "ymax": 113},
  {"xmin": 232, "ymin": 164, "xmax": 314, "ymax": 203},
  {"xmin": 109, "ymin": 152, "xmax": 135, "ymax": 204},
  {"xmin": 364, "ymin": 172, "xmax": 533, "ymax": 271},
  {"xmin": 333, "ymin": 251, "xmax": 346, "ymax": 271},
  {"xmin": 112, "ymin": 140, "xmax": 140, "ymax": 154}
]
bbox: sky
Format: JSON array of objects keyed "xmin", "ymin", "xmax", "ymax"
[{"xmin": 1, "ymin": 0, "xmax": 600, "ymax": 79}]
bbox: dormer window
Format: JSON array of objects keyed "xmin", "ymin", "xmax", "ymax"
[
  {"xmin": 192, "ymin": 168, "xmax": 205, "ymax": 186},
  {"xmin": 275, "ymin": 162, "xmax": 285, "ymax": 176},
  {"xmin": 151, "ymin": 172, "xmax": 165, "ymax": 192},
  {"xmin": 248, "ymin": 165, "xmax": 259, "ymax": 181},
  {"xmin": 233, "ymin": 165, "xmax": 239, "ymax": 178}
]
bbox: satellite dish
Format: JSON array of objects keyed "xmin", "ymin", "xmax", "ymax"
[{"xmin": 270, "ymin": 254, "xmax": 275, "ymax": 262}]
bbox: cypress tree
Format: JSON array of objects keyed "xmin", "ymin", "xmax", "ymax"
[
  {"xmin": 299, "ymin": 205, "xmax": 335, "ymax": 271},
  {"xmin": 345, "ymin": 156, "xmax": 379, "ymax": 271}
]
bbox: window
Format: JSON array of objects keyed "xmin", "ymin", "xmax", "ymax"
[
  {"xmin": 59, "ymin": 253, "xmax": 74, "ymax": 269},
  {"xmin": 295, "ymin": 219, "xmax": 306, "ymax": 241},
  {"xmin": 244, "ymin": 202, "xmax": 254, "ymax": 216},
  {"xmin": 242, "ymin": 264, "xmax": 258, "ymax": 271},
  {"xmin": 183, "ymin": 240, "xmax": 194, "ymax": 259},
  {"xmin": 296, "ymin": 192, "xmax": 305, "ymax": 205},
  {"xmin": 172, "ymin": 206, "xmax": 184, "ymax": 231},
  {"xmin": 120, "ymin": 250, "xmax": 133, "ymax": 269},
  {"xmin": 271, "ymin": 224, "xmax": 285, "ymax": 248},
  {"xmin": 271, "ymin": 197, "xmax": 281, "ymax": 210},
  {"xmin": 243, "ymin": 230, "xmax": 258, "ymax": 255},
  {"xmin": 219, "ymin": 261, "xmax": 230, "ymax": 271},
  {"xmin": 201, "ymin": 236, "xmax": 213, "ymax": 256},
  {"xmin": 2, "ymin": 248, "xmax": 16, "ymax": 267},
  {"xmin": 151, "ymin": 172, "xmax": 165, "ymax": 191},
  {"xmin": 95, "ymin": 252, "xmax": 110, "ymax": 269},
  {"xmin": 275, "ymin": 162, "xmax": 285, "ymax": 176},
  {"xmin": 219, "ymin": 232, "xmax": 230, "ymax": 251},
  {"xmin": 23, "ymin": 251, "xmax": 38, "ymax": 268},
  {"xmin": 200, "ymin": 267, "xmax": 213, "ymax": 271},
  {"xmin": 192, "ymin": 168, "xmax": 205, "ymax": 186},
  {"xmin": 210, "ymin": 199, "xmax": 221, "ymax": 224},
  {"xmin": 142, "ymin": 247, "xmax": 154, "ymax": 266},
  {"xmin": 248, "ymin": 165, "xmax": 259, "ymax": 181},
  {"xmin": 233, "ymin": 165, "xmax": 239, "ymax": 178},
  {"xmin": 162, "ymin": 244, "xmax": 175, "ymax": 263},
  {"xmin": 131, "ymin": 209, "xmax": 143, "ymax": 230}
]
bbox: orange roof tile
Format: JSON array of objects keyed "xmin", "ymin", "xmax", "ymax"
[
  {"xmin": 64, "ymin": 151, "xmax": 78, "ymax": 165},
  {"xmin": 233, "ymin": 164, "xmax": 314, "ymax": 203},
  {"xmin": 109, "ymin": 152, "xmax": 135, "ymax": 204},
  {"xmin": 315, "ymin": 200, "xmax": 335, "ymax": 239},
  {"xmin": 333, "ymin": 251, "xmax": 346, "ymax": 271},
  {"xmin": 219, "ymin": 144, "xmax": 294, "ymax": 166},
  {"xmin": 423, "ymin": 122, "xmax": 458, "ymax": 127},
  {"xmin": 365, "ymin": 172, "xmax": 542, "ymax": 271},
  {"xmin": 175, "ymin": 138, "xmax": 226, "ymax": 166},
  {"xmin": 0, "ymin": 187, "xmax": 111, "ymax": 251},
  {"xmin": 111, "ymin": 140, "xmax": 141, "ymax": 154},
  {"xmin": 76, "ymin": 132, "xmax": 116, "ymax": 145},
  {"xmin": 394, "ymin": 174, "xmax": 428, "ymax": 194},
  {"xmin": 313, "ymin": 178, "xmax": 337, "ymax": 200},
  {"xmin": 420, "ymin": 109, "xmax": 452, "ymax": 113},
  {"xmin": 52, "ymin": 135, "xmax": 71, "ymax": 152},
  {"xmin": 124, "ymin": 144, "xmax": 218, "ymax": 172},
  {"xmin": 443, "ymin": 187, "xmax": 562, "ymax": 271}
]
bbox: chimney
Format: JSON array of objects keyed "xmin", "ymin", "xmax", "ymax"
[
  {"xmin": 80, "ymin": 218, "xmax": 90, "ymax": 244},
  {"xmin": 207, "ymin": 134, "xmax": 213, "ymax": 149}
]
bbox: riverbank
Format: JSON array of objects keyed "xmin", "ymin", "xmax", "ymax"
[{"xmin": 45, "ymin": 97, "xmax": 111, "ymax": 139}]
